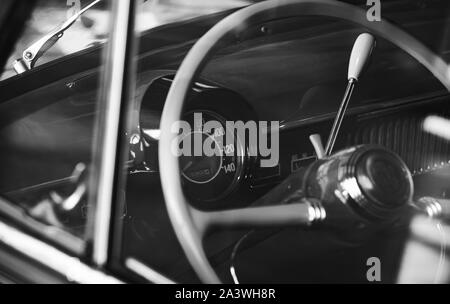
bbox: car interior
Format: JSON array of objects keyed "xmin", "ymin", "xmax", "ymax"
[{"xmin": 0, "ymin": 0, "xmax": 449, "ymax": 284}]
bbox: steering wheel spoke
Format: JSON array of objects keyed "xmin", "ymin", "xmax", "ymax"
[{"xmin": 190, "ymin": 199, "xmax": 326, "ymax": 237}]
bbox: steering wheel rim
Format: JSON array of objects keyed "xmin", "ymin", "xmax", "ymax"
[{"xmin": 159, "ymin": 0, "xmax": 450, "ymax": 284}]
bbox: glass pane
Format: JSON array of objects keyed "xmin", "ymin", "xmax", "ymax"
[
  {"xmin": 0, "ymin": 0, "xmax": 113, "ymax": 249},
  {"xmin": 1, "ymin": 0, "xmax": 110, "ymax": 81},
  {"xmin": 115, "ymin": 0, "xmax": 450, "ymax": 284}
]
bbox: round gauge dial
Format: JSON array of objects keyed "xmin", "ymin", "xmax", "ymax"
[{"xmin": 179, "ymin": 111, "xmax": 245, "ymax": 205}]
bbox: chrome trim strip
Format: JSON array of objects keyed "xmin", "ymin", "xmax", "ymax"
[
  {"xmin": 0, "ymin": 221, "xmax": 122, "ymax": 284},
  {"xmin": 92, "ymin": 0, "xmax": 135, "ymax": 266},
  {"xmin": 280, "ymin": 92, "xmax": 448, "ymax": 131},
  {"xmin": 126, "ymin": 258, "xmax": 176, "ymax": 284}
]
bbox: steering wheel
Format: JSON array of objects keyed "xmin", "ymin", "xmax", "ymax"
[{"xmin": 159, "ymin": 0, "xmax": 450, "ymax": 283}]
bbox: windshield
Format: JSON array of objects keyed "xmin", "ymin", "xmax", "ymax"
[{"xmin": 0, "ymin": 0, "xmax": 253, "ymax": 81}]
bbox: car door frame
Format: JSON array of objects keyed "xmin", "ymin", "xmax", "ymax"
[{"xmin": 0, "ymin": 0, "xmax": 137, "ymax": 284}]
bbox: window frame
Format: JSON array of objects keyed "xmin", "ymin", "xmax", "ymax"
[{"xmin": 0, "ymin": 0, "xmax": 135, "ymax": 283}]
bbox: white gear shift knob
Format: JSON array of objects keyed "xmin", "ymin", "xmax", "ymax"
[{"xmin": 348, "ymin": 33, "xmax": 376, "ymax": 81}]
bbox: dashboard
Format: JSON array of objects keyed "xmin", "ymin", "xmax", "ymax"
[
  {"xmin": 139, "ymin": 75, "xmax": 450, "ymax": 214},
  {"xmin": 115, "ymin": 73, "xmax": 450, "ymax": 282}
]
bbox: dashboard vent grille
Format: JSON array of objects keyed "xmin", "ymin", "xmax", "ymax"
[{"xmin": 347, "ymin": 115, "xmax": 450, "ymax": 176}]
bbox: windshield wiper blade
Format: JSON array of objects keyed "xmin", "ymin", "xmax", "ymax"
[{"xmin": 13, "ymin": 0, "xmax": 102, "ymax": 74}]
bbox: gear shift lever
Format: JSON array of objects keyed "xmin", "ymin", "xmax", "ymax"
[{"xmin": 324, "ymin": 33, "xmax": 376, "ymax": 156}]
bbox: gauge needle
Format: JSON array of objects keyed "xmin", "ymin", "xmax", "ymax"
[{"xmin": 182, "ymin": 161, "xmax": 194, "ymax": 172}]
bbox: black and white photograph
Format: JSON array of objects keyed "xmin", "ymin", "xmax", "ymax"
[{"xmin": 0, "ymin": 0, "xmax": 450, "ymax": 291}]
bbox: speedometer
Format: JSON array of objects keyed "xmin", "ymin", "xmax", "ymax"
[{"xmin": 180, "ymin": 111, "xmax": 245, "ymax": 206}]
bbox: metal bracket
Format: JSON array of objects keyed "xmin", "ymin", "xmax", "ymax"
[{"xmin": 13, "ymin": 0, "xmax": 101, "ymax": 74}]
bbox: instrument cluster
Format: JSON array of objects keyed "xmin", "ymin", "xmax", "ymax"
[{"xmin": 140, "ymin": 76, "xmax": 259, "ymax": 210}]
